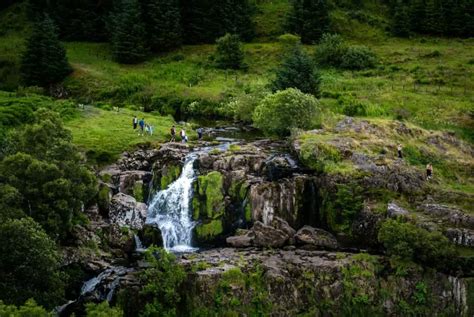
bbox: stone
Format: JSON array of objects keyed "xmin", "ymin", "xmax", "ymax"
[
  {"xmin": 387, "ymin": 202, "xmax": 409, "ymax": 218},
  {"xmin": 109, "ymin": 193, "xmax": 147, "ymax": 230},
  {"xmin": 226, "ymin": 232, "xmax": 254, "ymax": 247},
  {"xmin": 253, "ymin": 221, "xmax": 290, "ymax": 248},
  {"xmin": 445, "ymin": 228, "xmax": 474, "ymax": 247},
  {"xmin": 294, "ymin": 226, "xmax": 338, "ymax": 250}
]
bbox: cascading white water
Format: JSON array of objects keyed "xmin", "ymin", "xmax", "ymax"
[{"xmin": 146, "ymin": 153, "xmax": 199, "ymax": 252}]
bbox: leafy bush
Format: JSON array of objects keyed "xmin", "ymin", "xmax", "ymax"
[
  {"xmin": 342, "ymin": 101, "xmax": 368, "ymax": 117},
  {"xmin": 86, "ymin": 302, "xmax": 123, "ymax": 317},
  {"xmin": 253, "ymin": 88, "xmax": 320, "ymax": 136},
  {"xmin": 378, "ymin": 219, "xmax": 457, "ymax": 268},
  {"xmin": 214, "ymin": 33, "xmax": 245, "ymax": 70},
  {"xmin": 0, "ymin": 299, "xmax": 50, "ymax": 317},
  {"xmin": 341, "ymin": 46, "xmax": 377, "ymax": 70},
  {"xmin": 0, "ymin": 218, "xmax": 65, "ymax": 308},
  {"xmin": 225, "ymin": 91, "xmax": 267, "ymax": 123},
  {"xmin": 315, "ymin": 33, "xmax": 348, "ymax": 67},
  {"xmin": 139, "ymin": 247, "xmax": 186, "ymax": 316}
]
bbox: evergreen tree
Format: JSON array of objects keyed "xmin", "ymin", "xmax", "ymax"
[
  {"xmin": 214, "ymin": 33, "xmax": 244, "ymax": 69},
  {"xmin": 392, "ymin": 4, "xmax": 411, "ymax": 37},
  {"xmin": 271, "ymin": 46, "xmax": 321, "ymax": 97},
  {"xmin": 424, "ymin": 0, "xmax": 445, "ymax": 35},
  {"xmin": 286, "ymin": 0, "xmax": 330, "ymax": 44},
  {"xmin": 110, "ymin": 0, "xmax": 148, "ymax": 64},
  {"xmin": 20, "ymin": 15, "xmax": 72, "ymax": 87},
  {"xmin": 142, "ymin": 0, "xmax": 182, "ymax": 52},
  {"xmin": 409, "ymin": 0, "xmax": 425, "ymax": 33}
]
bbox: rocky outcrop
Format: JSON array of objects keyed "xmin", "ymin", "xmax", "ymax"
[
  {"xmin": 110, "ymin": 193, "xmax": 147, "ymax": 230},
  {"xmin": 419, "ymin": 204, "xmax": 474, "ymax": 229},
  {"xmin": 387, "ymin": 202, "xmax": 410, "ymax": 218},
  {"xmin": 294, "ymin": 226, "xmax": 338, "ymax": 250}
]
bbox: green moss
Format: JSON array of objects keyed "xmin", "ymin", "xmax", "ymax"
[
  {"xmin": 100, "ymin": 173, "xmax": 112, "ymax": 183},
  {"xmin": 195, "ymin": 220, "xmax": 223, "ymax": 242},
  {"xmin": 467, "ymin": 278, "xmax": 474, "ymax": 317},
  {"xmin": 194, "ymin": 171, "xmax": 225, "ymax": 219},
  {"xmin": 244, "ymin": 204, "xmax": 252, "ymax": 222},
  {"xmin": 160, "ymin": 164, "xmax": 182, "ymax": 190},
  {"xmin": 133, "ymin": 181, "xmax": 144, "ymax": 202},
  {"xmin": 97, "ymin": 185, "xmax": 111, "ymax": 213},
  {"xmin": 299, "ymin": 136, "xmax": 342, "ymax": 172}
]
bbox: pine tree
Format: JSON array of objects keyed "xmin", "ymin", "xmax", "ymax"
[
  {"xmin": 286, "ymin": 0, "xmax": 330, "ymax": 44},
  {"xmin": 424, "ymin": 0, "xmax": 446, "ymax": 35},
  {"xmin": 271, "ymin": 46, "xmax": 321, "ymax": 97},
  {"xmin": 142, "ymin": 0, "xmax": 182, "ymax": 52},
  {"xmin": 409, "ymin": 0, "xmax": 425, "ymax": 33},
  {"xmin": 392, "ymin": 4, "xmax": 411, "ymax": 37},
  {"xmin": 110, "ymin": 0, "xmax": 147, "ymax": 64},
  {"xmin": 20, "ymin": 15, "xmax": 72, "ymax": 87},
  {"xmin": 214, "ymin": 33, "xmax": 244, "ymax": 69}
]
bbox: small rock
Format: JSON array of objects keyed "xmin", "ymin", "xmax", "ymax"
[
  {"xmin": 294, "ymin": 226, "xmax": 338, "ymax": 250},
  {"xmin": 387, "ymin": 202, "xmax": 409, "ymax": 218}
]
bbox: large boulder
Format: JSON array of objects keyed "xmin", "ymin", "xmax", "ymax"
[
  {"xmin": 387, "ymin": 202, "xmax": 410, "ymax": 218},
  {"xmin": 226, "ymin": 218, "xmax": 295, "ymax": 248},
  {"xmin": 294, "ymin": 226, "xmax": 338, "ymax": 250},
  {"xmin": 110, "ymin": 193, "xmax": 147, "ymax": 230}
]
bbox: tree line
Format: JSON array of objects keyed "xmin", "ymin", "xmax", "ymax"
[{"xmin": 390, "ymin": 0, "xmax": 474, "ymax": 37}]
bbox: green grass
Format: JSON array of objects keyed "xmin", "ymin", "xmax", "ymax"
[{"xmin": 65, "ymin": 106, "xmax": 176, "ymax": 160}]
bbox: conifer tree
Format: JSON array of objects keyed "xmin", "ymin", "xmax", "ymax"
[
  {"xmin": 392, "ymin": 4, "xmax": 411, "ymax": 37},
  {"xmin": 424, "ymin": 0, "xmax": 445, "ymax": 35},
  {"xmin": 409, "ymin": 0, "xmax": 425, "ymax": 33},
  {"xmin": 286, "ymin": 0, "xmax": 330, "ymax": 44},
  {"xmin": 214, "ymin": 33, "xmax": 244, "ymax": 69},
  {"xmin": 20, "ymin": 15, "xmax": 72, "ymax": 87},
  {"xmin": 142, "ymin": 0, "xmax": 182, "ymax": 52},
  {"xmin": 271, "ymin": 45, "xmax": 321, "ymax": 97},
  {"xmin": 110, "ymin": 0, "xmax": 147, "ymax": 64}
]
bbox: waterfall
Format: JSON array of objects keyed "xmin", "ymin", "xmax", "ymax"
[{"xmin": 146, "ymin": 153, "xmax": 199, "ymax": 252}]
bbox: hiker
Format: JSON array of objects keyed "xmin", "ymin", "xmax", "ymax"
[
  {"xmin": 138, "ymin": 118, "xmax": 145, "ymax": 136},
  {"xmin": 197, "ymin": 127, "xmax": 203, "ymax": 140},
  {"xmin": 397, "ymin": 144, "xmax": 403, "ymax": 159},
  {"xmin": 133, "ymin": 116, "xmax": 138, "ymax": 130},
  {"xmin": 426, "ymin": 163, "xmax": 433, "ymax": 180},
  {"xmin": 148, "ymin": 124, "xmax": 154, "ymax": 136},
  {"xmin": 170, "ymin": 125, "xmax": 176, "ymax": 142},
  {"xmin": 145, "ymin": 124, "xmax": 150, "ymax": 135},
  {"xmin": 180, "ymin": 129, "xmax": 187, "ymax": 143}
]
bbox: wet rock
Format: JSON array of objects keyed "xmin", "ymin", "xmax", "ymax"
[
  {"xmin": 139, "ymin": 224, "xmax": 163, "ymax": 248},
  {"xmin": 294, "ymin": 226, "xmax": 338, "ymax": 250},
  {"xmin": 117, "ymin": 170, "xmax": 152, "ymax": 198},
  {"xmin": 445, "ymin": 228, "xmax": 474, "ymax": 247},
  {"xmin": 109, "ymin": 193, "xmax": 147, "ymax": 230},
  {"xmin": 226, "ymin": 231, "xmax": 254, "ymax": 247},
  {"xmin": 387, "ymin": 202, "xmax": 410, "ymax": 218},
  {"xmin": 252, "ymin": 221, "xmax": 291, "ymax": 248}
]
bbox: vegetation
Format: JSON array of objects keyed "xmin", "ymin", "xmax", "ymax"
[
  {"xmin": 286, "ymin": 0, "xmax": 330, "ymax": 44},
  {"xmin": 85, "ymin": 302, "xmax": 123, "ymax": 317},
  {"xmin": 0, "ymin": 218, "xmax": 65, "ymax": 308},
  {"xmin": 20, "ymin": 15, "xmax": 71, "ymax": 87},
  {"xmin": 253, "ymin": 88, "xmax": 320, "ymax": 136},
  {"xmin": 214, "ymin": 34, "xmax": 245, "ymax": 70},
  {"xmin": 0, "ymin": 299, "xmax": 51, "ymax": 317},
  {"xmin": 271, "ymin": 45, "xmax": 321, "ymax": 96}
]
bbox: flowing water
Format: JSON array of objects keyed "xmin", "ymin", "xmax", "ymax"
[{"xmin": 146, "ymin": 142, "xmax": 231, "ymax": 253}]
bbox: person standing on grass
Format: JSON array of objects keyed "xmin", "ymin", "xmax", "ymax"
[
  {"xmin": 133, "ymin": 116, "xmax": 138, "ymax": 130},
  {"xmin": 197, "ymin": 127, "xmax": 203, "ymax": 140},
  {"xmin": 426, "ymin": 163, "xmax": 433, "ymax": 180},
  {"xmin": 170, "ymin": 125, "xmax": 176, "ymax": 142},
  {"xmin": 397, "ymin": 144, "xmax": 403, "ymax": 159},
  {"xmin": 145, "ymin": 124, "xmax": 150, "ymax": 135},
  {"xmin": 149, "ymin": 124, "xmax": 154, "ymax": 136},
  {"xmin": 139, "ymin": 118, "xmax": 145, "ymax": 136}
]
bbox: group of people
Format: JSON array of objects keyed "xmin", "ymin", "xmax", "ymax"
[
  {"xmin": 133, "ymin": 116, "xmax": 204, "ymax": 143},
  {"xmin": 397, "ymin": 144, "xmax": 434, "ymax": 180},
  {"xmin": 133, "ymin": 116, "xmax": 154, "ymax": 136},
  {"xmin": 169, "ymin": 125, "xmax": 204, "ymax": 143}
]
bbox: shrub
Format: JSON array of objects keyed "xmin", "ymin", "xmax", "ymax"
[
  {"xmin": 86, "ymin": 302, "xmax": 123, "ymax": 317},
  {"xmin": 139, "ymin": 247, "xmax": 186, "ymax": 316},
  {"xmin": 0, "ymin": 218, "xmax": 65, "ymax": 308},
  {"xmin": 225, "ymin": 91, "xmax": 267, "ymax": 123},
  {"xmin": 378, "ymin": 219, "xmax": 457, "ymax": 268},
  {"xmin": 315, "ymin": 33, "xmax": 348, "ymax": 67},
  {"xmin": 0, "ymin": 299, "xmax": 50, "ymax": 317},
  {"xmin": 341, "ymin": 46, "xmax": 377, "ymax": 70},
  {"xmin": 338, "ymin": 95, "xmax": 368, "ymax": 117},
  {"xmin": 214, "ymin": 33, "xmax": 245, "ymax": 70},
  {"xmin": 253, "ymin": 88, "xmax": 320, "ymax": 136}
]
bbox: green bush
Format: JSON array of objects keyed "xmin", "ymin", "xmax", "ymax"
[
  {"xmin": 378, "ymin": 219, "xmax": 457, "ymax": 268},
  {"xmin": 139, "ymin": 247, "xmax": 186, "ymax": 316},
  {"xmin": 253, "ymin": 88, "xmax": 320, "ymax": 136},
  {"xmin": 0, "ymin": 299, "xmax": 51, "ymax": 317},
  {"xmin": 0, "ymin": 218, "xmax": 65, "ymax": 308},
  {"xmin": 225, "ymin": 91, "xmax": 267, "ymax": 123},
  {"xmin": 342, "ymin": 101, "xmax": 368, "ymax": 117},
  {"xmin": 86, "ymin": 302, "xmax": 123, "ymax": 317},
  {"xmin": 315, "ymin": 33, "xmax": 348, "ymax": 67},
  {"xmin": 341, "ymin": 46, "xmax": 377, "ymax": 70},
  {"xmin": 214, "ymin": 33, "xmax": 245, "ymax": 70}
]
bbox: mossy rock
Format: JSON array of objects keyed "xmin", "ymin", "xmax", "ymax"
[
  {"xmin": 133, "ymin": 180, "xmax": 145, "ymax": 202},
  {"xmin": 193, "ymin": 171, "xmax": 225, "ymax": 220},
  {"xmin": 97, "ymin": 184, "xmax": 111, "ymax": 215},
  {"xmin": 140, "ymin": 224, "xmax": 163, "ymax": 247},
  {"xmin": 160, "ymin": 164, "xmax": 182, "ymax": 190},
  {"xmin": 195, "ymin": 220, "xmax": 223, "ymax": 243}
]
